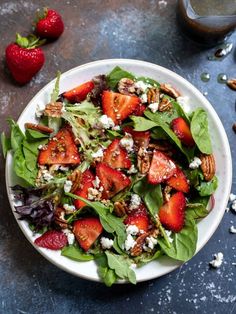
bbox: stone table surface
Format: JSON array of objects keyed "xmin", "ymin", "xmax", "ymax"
[{"xmin": 0, "ymin": 1, "xmax": 236, "ymax": 313}]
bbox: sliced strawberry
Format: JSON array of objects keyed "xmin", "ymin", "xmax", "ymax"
[
  {"xmin": 73, "ymin": 217, "xmax": 103, "ymax": 251},
  {"xmin": 74, "ymin": 170, "xmax": 95, "ymax": 209},
  {"xmin": 96, "ymin": 162, "xmax": 131, "ymax": 199},
  {"xmin": 159, "ymin": 192, "xmax": 186, "ymax": 232},
  {"xmin": 34, "ymin": 230, "xmax": 68, "ymax": 250},
  {"xmin": 148, "ymin": 151, "xmax": 177, "ymax": 184},
  {"xmin": 133, "ymin": 103, "xmax": 146, "ymax": 116},
  {"xmin": 123, "ymin": 126, "xmax": 150, "ymax": 148},
  {"xmin": 171, "ymin": 117, "xmax": 195, "ymax": 146},
  {"xmin": 38, "ymin": 127, "xmax": 80, "ymax": 165},
  {"xmin": 102, "ymin": 91, "xmax": 140, "ymax": 124},
  {"xmin": 166, "ymin": 167, "xmax": 190, "ymax": 193},
  {"xmin": 63, "ymin": 81, "xmax": 94, "ymax": 103},
  {"xmin": 124, "ymin": 204, "xmax": 149, "ymax": 232},
  {"xmin": 103, "ymin": 139, "xmax": 131, "ymax": 169}
]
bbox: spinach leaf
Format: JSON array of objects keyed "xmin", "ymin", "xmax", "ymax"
[
  {"xmin": 1, "ymin": 132, "xmax": 11, "ymax": 157},
  {"xmin": 135, "ymin": 76, "xmax": 160, "ymax": 87},
  {"xmin": 95, "ymin": 253, "xmax": 117, "ymax": 287},
  {"xmin": 50, "ymin": 71, "xmax": 61, "ymax": 102},
  {"xmin": 186, "ymin": 203, "xmax": 209, "ymax": 220},
  {"xmin": 105, "ymin": 251, "xmax": 136, "ymax": 284},
  {"xmin": 151, "ymin": 127, "xmax": 168, "ymax": 140},
  {"xmin": 157, "ymin": 215, "xmax": 198, "ymax": 262},
  {"xmin": 7, "ymin": 118, "xmax": 25, "ymax": 152},
  {"xmin": 130, "ymin": 115, "xmax": 158, "ymax": 131},
  {"xmin": 134, "ymin": 249, "xmax": 162, "ymax": 266},
  {"xmin": 196, "ymin": 176, "xmax": 218, "ymax": 196},
  {"xmin": 190, "ymin": 108, "xmax": 212, "ymax": 154},
  {"xmin": 13, "ymin": 147, "xmax": 36, "ymax": 186},
  {"xmin": 25, "ymin": 129, "xmax": 49, "ymax": 140},
  {"xmin": 61, "ymin": 245, "xmax": 94, "ymax": 261},
  {"xmin": 107, "ymin": 66, "xmax": 135, "ymax": 90},
  {"xmin": 185, "ymin": 169, "xmax": 201, "ymax": 187}
]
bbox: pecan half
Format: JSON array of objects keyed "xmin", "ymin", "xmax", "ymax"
[
  {"xmin": 158, "ymin": 97, "xmax": 172, "ymax": 112},
  {"xmin": 54, "ymin": 207, "xmax": 68, "ymax": 229},
  {"xmin": 137, "ymin": 147, "xmax": 152, "ymax": 174},
  {"xmin": 160, "ymin": 83, "xmax": 181, "ymax": 98},
  {"xmin": 227, "ymin": 79, "xmax": 236, "ymax": 91},
  {"xmin": 24, "ymin": 122, "xmax": 54, "ymax": 134},
  {"xmin": 147, "ymin": 87, "xmax": 160, "ymax": 104},
  {"xmin": 200, "ymin": 154, "xmax": 216, "ymax": 181},
  {"xmin": 131, "ymin": 232, "xmax": 151, "ymax": 256},
  {"xmin": 114, "ymin": 200, "xmax": 128, "ymax": 217},
  {"xmin": 118, "ymin": 78, "xmax": 136, "ymax": 95},
  {"xmin": 44, "ymin": 102, "xmax": 63, "ymax": 118},
  {"xmin": 68, "ymin": 169, "xmax": 82, "ymax": 193}
]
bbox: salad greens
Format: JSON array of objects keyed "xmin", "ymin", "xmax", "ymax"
[{"xmin": 2, "ymin": 66, "xmax": 218, "ymax": 286}]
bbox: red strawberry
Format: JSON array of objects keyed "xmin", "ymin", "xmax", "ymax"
[
  {"xmin": 38, "ymin": 127, "xmax": 80, "ymax": 165},
  {"xmin": 148, "ymin": 151, "xmax": 177, "ymax": 184},
  {"xmin": 34, "ymin": 230, "xmax": 68, "ymax": 250},
  {"xmin": 35, "ymin": 8, "xmax": 64, "ymax": 39},
  {"xmin": 5, "ymin": 34, "xmax": 45, "ymax": 84},
  {"xmin": 133, "ymin": 103, "xmax": 146, "ymax": 116},
  {"xmin": 171, "ymin": 117, "xmax": 195, "ymax": 146},
  {"xmin": 124, "ymin": 204, "xmax": 149, "ymax": 232},
  {"xmin": 102, "ymin": 91, "xmax": 140, "ymax": 124},
  {"xmin": 123, "ymin": 126, "xmax": 150, "ymax": 148},
  {"xmin": 73, "ymin": 217, "xmax": 103, "ymax": 251},
  {"xmin": 166, "ymin": 167, "xmax": 190, "ymax": 193},
  {"xmin": 74, "ymin": 170, "xmax": 95, "ymax": 209},
  {"xmin": 96, "ymin": 163, "xmax": 131, "ymax": 199},
  {"xmin": 63, "ymin": 81, "xmax": 95, "ymax": 103},
  {"xmin": 159, "ymin": 192, "xmax": 186, "ymax": 232},
  {"xmin": 103, "ymin": 139, "xmax": 131, "ymax": 169}
]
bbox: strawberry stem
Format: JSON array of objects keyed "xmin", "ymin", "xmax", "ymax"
[{"xmin": 15, "ymin": 33, "xmax": 46, "ymax": 49}]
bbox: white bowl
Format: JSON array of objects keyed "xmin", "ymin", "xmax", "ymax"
[{"xmin": 5, "ymin": 59, "xmax": 232, "ymax": 283}]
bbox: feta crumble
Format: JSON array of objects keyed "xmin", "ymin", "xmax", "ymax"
[
  {"xmin": 35, "ymin": 103, "xmax": 46, "ymax": 118},
  {"xmin": 98, "ymin": 115, "xmax": 115, "ymax": 129},
  {"xmin": 63, "ymin": 204, "xmax": 76, "ymax": 213},
  {"xmin": 129, "ymin": 194, "xmax": 141, "ymax": 210},
  {"xmin": 165, "ymin": 229, "xmax": 174, "ymax": 243},
  {"xmin": 146, "ymin": 236, "xmax": 158, "ymax": 250},
  {"xmin": 127, "ymin": 165, "xmax": 138, "ymax": 174},
  {"xmin": 64, "ymin": 180, "xmax": 72, "ymax": 193},
  {"xmin": 126, "ymin": 225, "xmax": 139, "ymax": 236},
  {"xmin": 120, "ymin": 133, "xmax": 134, "ymax": 152},
  {"xmin": 59, "ymin": 165, "xmax": 69, "ymax": 172},
  {"xmin": 112, "ymin": 125, "xmax": 121, "ymax": 131},
  {"xmin": 41, "ymin": 170, "xmax": 54, "ymax": 182},
  {"xmin": 63, "ymin": 229, "xmax": 75, "ymax": 245},
  {"xmin": 124, "ymin": 234, "xmax": 136, "ymax": 251},
  {"xmin": 229, "ymin": 193, "xmax": 236, "ymax": 202},
  {"xmin": 229, "ymin": 226, "xmax": 236, "ymax": 234},
  {"xmin": 189, "ymin": 157, "xmax": 202, "ymax": 169},
  {"xmin": 148, "ymin": 102, "xmax": 159, "ymax": 113},
  {"xmin": 135, "ymin": 81, "xmax": 150, "ymax": 93},
  {"xmin": 209, "ymin": 252, "xmax": 224, "ymax": 268},
  {"xmin": 140, "ymin": 93, "xmax": 148, "ymax": 103},
  {"xmin": 91, "ymin": 148, "xmax": 104, "ymax": 159},
  {"xmin": 100, "ymin": 237, "xmax": 114, "ymax": 249}
]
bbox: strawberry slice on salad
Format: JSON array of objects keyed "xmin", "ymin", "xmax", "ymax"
[
  {"xmin": 96, "ymin": 162, "xmax": 131, "ymax": 198},
  {"xmin": 103, "ymin": 139, "xmax": 131, "ymax": 169},
  {"xmin": 148, "ymin": 151, "xmax": 177, "ymax": 184},
  {"xmin": 73, "ymin": 217, "xmax": 103, "ymax": 251},
  {"xmin": 171, "ymin": 117, "xmax": 195, "ymax": 146},
  {"xmin": 102, "ymin": 91, "xmax": 140, "ymax": 124},
  {"xmin": 123, "ymin": 126, "xmax": 150, "ymax": 148},
  {"xmin": 166, "ymin": 167, "xmax": 190, "ymax": 193},
  {"xmin": 124, "ymin": 204, "xmax": 150, "ymax": 232},
  {"xmin": 74, "ymin": 170, "xmax": 95, "ymax": 209},
  {"xmin": 63, "ymin": 81, "xmax": 94, "ymax": 103},
  {"xmin": 34, "ymin": 230, "xmax": 68, "ymax": 250},
  {"xmin": 38, "ymin": 127, "xmax": 80, "ymax": 165},
  {"xmin": 132, "ymin": 103, "xmax": 146, "ymax": 116},
  {"xmin": 159, "ymin": 191, "xmax": 186, "ymax": 232}
]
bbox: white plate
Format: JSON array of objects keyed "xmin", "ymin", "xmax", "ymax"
[{"xmin": 5, "ymin": 59, "xmax": 232, "ymax": 283}]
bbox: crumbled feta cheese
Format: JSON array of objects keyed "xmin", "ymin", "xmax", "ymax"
[
  {"xmin": 63, "ymin": 229, "xmax": 75, "ymax": 245},
  {"xmin": 112, "ymin": 125, "xmax": 121, "ymax": 131},
  {"xmin": 41, "ymin": 170, "xmax": 54, "ymax": 182},
  {"xmin": 87, "ymin": 187, "xmax": 102, "ymax": 200},
  {"xmin": 91, "ymin": 148, "xmax": 104, "ymax": 159},
  {"xmin": 140, "ymin": 93, "xmax": 148, "ymax": 103},
  {"xmin": 165, "ymin": 229, "xmax": 174, "ymax": 243},
  {"xmin": 135, "ymin": 81, "xmax": 150, "ymax": 93},
  {"xmin": 229, "ymin": 226, "xmax": 236, "ymax": 234},
  {"xmin": 189, "ymin": 157, "xmax": 202, "ymax": 169},
  {"xmin": 59, "ymin": 165, "xmax": 69, "ymax": 172},
  {"xmin": 63, "ymin": 204, "xmax": 76, "ymax": 213},
  {"xmin": 64, "ymin": 180, "xmax": 72, "ymax": 193},
  {"xmin": 146, "ymin": 236, "xmax": 158, "ymax": 250},
  {"xmin": 209, "ymin": 252, "xmax": 224, "ymax": 268},
  {"xmin": 129, "ymin": 194, "xmax": 141, "ymax": 210},
  {"xmin": 127, "ymin": 165, "xmax": 138, "ymax": 174},
  {"xmin": 148, "ymin": 102, "xmax": 159, "ymax": 113},
  {"xmin": 92, "ymin": 176, "xmax": 100, "ymax": 188},
  {"xmin": 120, "ymin": 133, "xmax": 134, "ymax": 152},
  {"xmin": 126, "ymin": 225, "xmax": 139, "ymax": 236},
  {"xmin": 98, "ymin": 115, "xmax": 115, "ymax": 129},
  {"xmin": 38, "ymin": 145, "xmax": 43, "ymax": 150},
  {"xmin": 100, "ymin": 237, "xmax": 114, "ymax": 249},
  {"xmin": 35, "ymin": 103, "xmax": 46, "ymax": 118},
  {"xmin": 229, "ymin": 193, "xmax": 236, "ymax": 202},
  {"xmin": 124, "ymin": 234, "xmax": 136, "ymax": 251},
  {"xmin": 231, "ymin": 200, "xmax": 236, "ymax": 212}
]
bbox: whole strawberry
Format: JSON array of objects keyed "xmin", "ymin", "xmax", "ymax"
[
  {"xmin": 35, "ymin": 8, "xmax": 64, "ymax": 39},
  {"xmin": 5, "ymin": 34, "xmax": 45, "ymax": 84}
]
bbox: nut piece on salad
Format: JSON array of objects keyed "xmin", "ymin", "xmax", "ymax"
[
  {"xmin": 147, "ymin": 87, "xmax": 160, "ymax": 104},
  {"xmin": 158, "ymin": 97, "xmax": 172, "ymax": 112},
  {"xmin": 200, "ymin": 153, "xmax": 216, "ymax": 181},
  {"xmin": 160, "ymin": 83, "xmax": 181, "ymax": 99},
  {"xmin": 118, "ymin": 78, "xmax": 136, "ymax": 95}
]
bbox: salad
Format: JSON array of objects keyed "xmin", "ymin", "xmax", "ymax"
[{"xmin": 2, "ymin": 66, "xmax": 218, "ymax": 286}]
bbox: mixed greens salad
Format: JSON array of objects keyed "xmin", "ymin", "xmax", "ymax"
[{"xmin": 2, "ymin": 66, "xmax": 218, "ymax": 286}]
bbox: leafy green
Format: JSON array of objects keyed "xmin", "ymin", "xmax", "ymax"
[
  {"xmin": 106, "ymin": 66, "xmax": 135, "ymax": 90},
  {"xmin": 196, "ymin": 176, "xmax": 218, "ymax": 196},
  {"xmin": 157, "ymin": 215, "xmax": 198, "ymax": 262},
  {"xmin": 190, "ymin": 108, "xmax": 212, "ymax": 154},
  {"xmin": 186, "ymin": 203, "xmax": 209, "ymax": 220},
  {"xmin": 7, "ymin": 118, "xmax": 25, "ymax": 152},
  {"xmin": 13, "ymin": 147, "xmax": 36, "ymax": 186},
  {"xmin": 50, "ymin": 71, "xmax": 61, "ymax": 102},
  {"xmin": 1, "ymin": 132, "xmax": 11, "ymax": 157},
  {"xmin": 95, "ymin": 253, "xmax": 117, "ymax": 287},
  {"xmin": 105, "ymin": 251, "xmax": 136, "ymax": 284},
  {"xmin": 134, "ymin": 250, "xmax": 162, "ymax": 266},
  {"xmin": 151, "ymin": 127, "xmax": 168, "ymax": 140},
  {"xmin": 61, "ymin": 245, "xmax": 94, "ymax": 261},
  {"xmin": 130, "ymin": 115, "xmax": 157, "ymax": 131},
  {"xmin": 25, "ymin": 129, "xmax": 49, "ymax": 140},
  {"xmin": 135, "ymin": 76, "xmax": 160, "ymax": 87}
]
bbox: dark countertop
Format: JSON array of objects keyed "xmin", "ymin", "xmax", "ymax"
[{"xmin": 0, "ymin": 1, "xmax": 235, "ymax": 313}]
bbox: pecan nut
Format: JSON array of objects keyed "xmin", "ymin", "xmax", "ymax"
[
  {"xmin": 200, "ymin": 154, "xmax": 216, "ymax": 181},
  {"xmin": 160, "ymin": 83, "xmax": 181, "ymax": 99},
  {"xmin": 147, "ymin": 87, "xmax": 160, "ymax": 104},
  {"xmin": 24, "ymin": 122, "xmax": 54, "ymax": 134},
  {"xmin": 114, "ymin": 200, "xmax": 128, "ymax": 217},
  {"xmin": 68, "ymin": 169, "xmax": 82, "ymax": 193},
  {"xmin": 227, "ymin": 79, "xmax": 236, "ymax": 91},
  {"xmin": 131, "ymin": 232, "xmax": 151, "ymax": 256},
  {"xmin": 54, "ymin": 207, "xmax": 68, "ymax": 229},
  {"xmin": 44, "ymin": 102, "xmax": 63, "ymax": 118},
  {"xmin": 137, "ymin": 147, "xmax": 152, "ymax": 174},
  {"xmin": 118, "ymin": 78, "xmax": 136, "ymax": 95},
  {"xmin": 158, "ymin": 97, "xmax": 172, "ymax": 112}
]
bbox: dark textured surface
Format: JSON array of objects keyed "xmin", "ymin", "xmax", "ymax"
[{"xmin": 0, "ymin": 1, "xmax": 236, "ymax": 313}]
